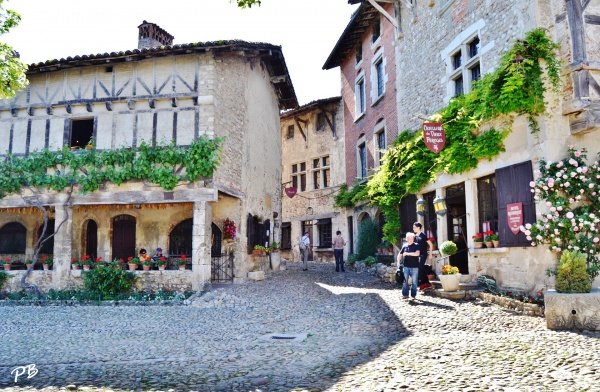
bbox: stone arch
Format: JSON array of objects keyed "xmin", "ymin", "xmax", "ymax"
[
  {"xmin": 112, "ymin": 214, "xmax": 136, "ymax": 261},
  {"xmin": 82, "ymin": 219, "xmax": 98, "ymax": 260},
  {"xmin": 0, "ymin": 222, "xmax": 27, "ymax": 254},
  {"xmin": 169, "ymin": 218, "xmax": 193, "ymax": 256}
]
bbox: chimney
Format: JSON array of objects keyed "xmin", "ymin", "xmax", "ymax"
[{"xmin": 137, "ymin": 20, "xmax": 174, "ymax": 49}]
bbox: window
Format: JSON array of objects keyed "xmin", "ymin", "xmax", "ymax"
[
  {"xmin": 477, "ymin": 175, "xmax": 498, "ymax": 235},
  {"xmin": 317, "ymin": 218, "xmax": 332, "ymax": 248},
  {"xmin": 470, "ymin": 63, "xmax": 481, "ymax": 83},
  {"xmin": 356, "ymin": 42, "xmax": 363, "ymax": 64},
  {"xmin": 468, "ymin": 36, "xmax": 480, "ymax": 58},
  {"xmin": 454, "ymin": 75, "xmax": 464, "ymax": 97},
  {"xmin": 375, "ymin": 57, "xmax": 385, "ymax": 98},
  {"xmin": 356, "ymin": 77, "xmax": 366, "ymax": 116},
  {"xmin": 246, "ymin": 214, "xmax": 270, "ymax": 254},
  {"xmin": 496, "ymin": 161, "xmax": 536, "ymax": 247},
  {"xmin": 312, "ymin": 155, "xmax": 331, "ymax": 190},
  {"xmin": 287, "ymin": 124, "xmax": 294, "ymax": 139},
  {"xmin": 0, "ymin": 222, "xmax": 26, "ymax": 254},
  {"xmin": 452, "ymin": 52, "xmax": 462, "ymax": 70},
  {"xmin": 372, "ymin": 18, "xmax": 381, "ymax": 43},
  {"xmin": 376, "ymin": 130, "xmax": 386, "ymax": 164},
  {"xmin": 291, "ymin": 162, "xmax": 307, "ymax": 192},
  {"xmin": 281, "ymin": 222, "xmax": 291, "ymax": 250},
  {"xmin": 358, "ymin": 143, "xmax": 367, "ymax": 179},
  {"xmin": 316, "ymin": 113, "xmax": 326, "ymax": 132},
  {"xmin": 70, "ymin": 119, "xmax": 94, "ymax": 149}
]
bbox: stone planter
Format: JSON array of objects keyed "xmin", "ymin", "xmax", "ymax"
[
  {"xmin": 474, "ymin": 242, "xmax": 483, "ymax": 249},
  {"xmin": 545, "ymin": 289, "xmax": 600, "ymax": 330},
  {"xmin": 439, "ymin": 273, "xmax": 461, "ymax": 292},
  {"xmin": 248, "ymin": 270, "xmax": 265, "ymax": 281}
]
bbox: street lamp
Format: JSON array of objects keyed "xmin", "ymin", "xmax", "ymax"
[
  {"xmin": 433, "ymin": 196, "xmax": 447, "ymax": 216},
  {"xmin": 416, "ymin": 198, "xmax": 427, "ymax": 216}
]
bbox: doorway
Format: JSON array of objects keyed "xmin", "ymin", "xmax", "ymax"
[
  {"xmin": 112, "ymin": 215, "xmax": 136, "ymax": 261},
  {"xmin": 445, "ymin": 183, "xmax": 468, "ymax": 274},
  {"xmin": 85, "ymin": 220, "xmax": 98, "ymax": 260},
  {"xmin": 301, "ymin": 220, "xmax": 314, "ymax": 261}
]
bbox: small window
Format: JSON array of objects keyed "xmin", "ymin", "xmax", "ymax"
[
  {"xmin": 358, "ymin": 144, "xmax": 367, "ymax": 179},
  {"xmin": 356, "ymin": 43, "xmax": 363, "ymax": 64},
  {"xmin": 470, "ymin": 64, "xmax": 481, "ymax": 83},
  {"xmin": 452, "ymin": 52, "xmax": 462, "ymax": 70},
  {"xmin": 313, "ymin": 155, "xmax": 331, "ymax": 190},
  {"xmin": 292, "ymin": 164, "xmax": 298, "ymax": 173},
  {"xmin": 356, "ymin": 78, "xmax": 366, "ymax": 116},
  {"xmin": 292, "ymin": 162, "xmax": 307, "ymax": 192},
  {"xmin": 377, "ymin": 131, "xmax": 386, "ymax": 164},
  {"xmin": 287, "ymin": 124, "xmax": 294, "ymax": 139},
  {"xmin": 375, "ymin": 58, "xmax": 384, "ymax": 97},
  {"xmin": 454, "ymin": 75, "xmax": 464, "ymax": 97},
  {"xmin": 281, "ymin": 222, "xmax": 291, "ymax": 250},
  {"xmin": 317, "ymin": 218, "xmax": 333, "ymax": 248},
  {"xmin": 70, "ymin": 119, "xmax": 94, "ymax": 149},
  {"xmin": 322, "ymin": 156, "xmax": 330, "ymax": 166},
  {"xmin": 477, "ymin": 175, "xmax": 498, "ymax": 236},
  {"xmin": 372, "ymin": 18, "xmax": 381, "ymax": 43},
  {"xmin": 468, "ymin": 37, "xmax": 480, "ymax": 59},
  {"xmin": 105, "ymin": 66, "xmax": 113, "ymax": 73},
  {"xmin": 316, "ymin": 113, "xmax": 327, "ymax": 132},
  {"xmin": 313, "ymin": 159, "xmax": 320, "ymax": 169}
]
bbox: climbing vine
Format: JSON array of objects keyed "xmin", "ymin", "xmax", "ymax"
[
  {"xmin": 0, "ymin": 136, "xmax": 223, "ymax": 198},
  {"xmin": 337, "ymin": 28, "xmax": 561, "ymax": 244}
]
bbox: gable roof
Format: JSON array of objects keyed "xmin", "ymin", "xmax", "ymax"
[
  {"xmin": 323, "ymin": 2, "xmax": 380, "ymax": 70},
  {"xmin": 25, "ymin": 40, "xmax": 298, "ymax": 110}
]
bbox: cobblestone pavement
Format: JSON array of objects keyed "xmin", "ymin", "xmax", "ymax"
[{"xmin": 1, "ymin": 262, "xmax": 600, "ymax": 392}]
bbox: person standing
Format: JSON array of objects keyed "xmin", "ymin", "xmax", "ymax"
[
  {"xmin": 299, "ymin": 231, "xmax": 311, "ymax": 271},
  {"xmin": 399, "ymin": 232, "xmax": 420, "ymax": 300},
  {"xmin": 332, "ymin": 231, "xmax": 346, "ymax": 272},
  {"xmin": 413, "ymin": 222, "xmax": 433, "ymax": 290}
]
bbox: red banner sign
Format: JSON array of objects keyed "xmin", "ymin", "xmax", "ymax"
[
  {"xmin": 423, "ymin": 123, "xmax": 446, "ymax": 153},
  {"xmin": 507, "ymin": 202, "xmax": 523, "ymax": 235},
  {"xmin": 285, "ymin": 187, "xmax": 297, "ymax": 199}
]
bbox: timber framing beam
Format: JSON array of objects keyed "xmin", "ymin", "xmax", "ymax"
[
  {"xmin": 294, "ymin": 117, "xmax": 308, "ymax": 142},
  {"xmin": 318, "ymin": 108, "xmax": 336, "ymax": 137}
]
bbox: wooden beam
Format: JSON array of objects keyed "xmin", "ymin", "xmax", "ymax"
[
  {"xmin": 294, "ymin": 117, "xmax": 307, "ymax": 142},
  {"xmin": 319, "ymin": 108, "xmax": 336, "ymax": 137},
  {"xmin": 366, "ymin": 0, "xmax": 399, "ymax": 28}
]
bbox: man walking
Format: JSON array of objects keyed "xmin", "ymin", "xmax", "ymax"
[
  {"xmin": 299, "ymin": 231, "xmax": 311, "ymax": 271},
  {"xmin": 399, "ymin": 232, "xmax": 420, "ymax": 299},
  {"xmin": 413, "ymin": 222, "xmax": 433, "ymax": 290},
  {"xmin": 333, "ymin": 230, "xmax": 346, "ymax": 272}
]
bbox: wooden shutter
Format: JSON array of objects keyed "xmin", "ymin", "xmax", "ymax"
[
  {"xmin": 247, "ymin": 213, "xmax": 254, "ymax": 254},
  {"xmin": 496, "ymin": 161, "xmax": 536, "ymax": 247}
]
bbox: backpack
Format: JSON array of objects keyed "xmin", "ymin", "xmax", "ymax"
[{"xmin": 299, "ymin": 237, "xmax": 307, "ymax": 251}]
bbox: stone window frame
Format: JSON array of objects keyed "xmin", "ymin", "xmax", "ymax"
[
  {"xmin": 355, "ymin": 72, "xmax": 366, "ymax": 120},
  {"xmin": 371, "ymin": 15, "xmax": 381, "ymax": 46},
  {"xmin": 291, "ymin": 161, "xmax": 307, "ymax": 192},
  {"xmin": 441, "ymin": 19, "xmax": 492, "ymax": 103},
  {"xmin": 371, "ymin": 48, "xmax": 387, "ymax": 106},
  {"xmin": 356, "ymin": 135, "xmax": 368, "ymax": 182},
  {"xmin": 355, "ymin": 42, "xmax": 363, "ymax": 66},
  {"xmin": 286, "ymin": 124, "xmax": 294, "ymax": 139},
  {"xmin": 373, "ymin": 120, "xmax": 387, "ymax": 168},
  {"xmin": 312, "ymin": 155, "xmax": 331, "ymax": 190}
]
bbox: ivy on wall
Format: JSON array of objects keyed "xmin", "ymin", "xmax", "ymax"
[
  {"xmin": 336, "ymin": 28, "xmax": 561, "ymax": 243},
  {"xmin": 0, "ymin": 136, "xmax": 223, "ymax": 198}
]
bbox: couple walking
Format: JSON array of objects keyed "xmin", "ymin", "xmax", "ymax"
[
  {"xmin": 299, "ymin": 231, "xmax": 346, "ymax": 272},
  {"xmin": 397, "ymin": 222, "xmax": 433, "ymax": 300}
]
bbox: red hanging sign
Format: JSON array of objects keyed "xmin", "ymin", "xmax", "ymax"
[
  {"xmin": 423, "ymin": 123, "xmax": 446, "ymax": 153},
  {"xmin": 285, "ymin": 187, "xmax": 297, "ymax": 199},
  {"xmin": 507, "ymin": 202, "xmax": 523, "ymax": 235}
]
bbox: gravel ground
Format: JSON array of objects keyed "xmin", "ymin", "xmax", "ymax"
[{"xmin": 1, "ymin": 262, "xmax": 599, "ymax": 392}]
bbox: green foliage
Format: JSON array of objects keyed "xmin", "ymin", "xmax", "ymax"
[
  {"xmin": 524, "ymin": 146, "xmax": 600, "ymax": 281},
  {"xmin": 347, "ymin": 254, "xmax": 358, "ymax": 267},
  {"xmin": 555, "ymin": 250, "xmax": 591, "ymax": 293},
  {"xmin": 0, "ymin": 137, "xmax": 223, "ymax": 198},
  {"xmin": 82, "ymin": 263, "xmax": 138, "ymax": 299},
  {"xmin": 440, "ymin": 240, "xmax": 458, "ymax": 256},
  {"xmin": 334, "ymin": 182, "xmax": 368, "ymax": 208},
  {"xmin": 357, "ymin": 217, "xmax": 379, "ymax": 260},
  {"xmin": 342, "ymin": 29, "xmax": 561, "ymax": 243},
  {"xmin": 364, "ymin": 256, "xmax": 377, "ymax": 268},
  {"xmin": 0, "ymin": 271, "xmax": 12, "ymax": 291},
  {"xmin": 231, "ymin": 0, "xmax": 261, "ymax": 8},
  {"xmin": 0, "ymin": 1, "xmax": 28, "ymax": 99}
]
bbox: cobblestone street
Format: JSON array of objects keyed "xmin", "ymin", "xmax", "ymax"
[{"xmin": 1, "ymin": 263, "xmax": 599, "ymax": 392}]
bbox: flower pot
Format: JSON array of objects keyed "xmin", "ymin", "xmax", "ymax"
[
  {"xmin": 178, "ymin": 265, "xmax": 186, "ymax": 271},
  {"xmin": 83, "ymin": 265, "xmax": 91, "ymax": 271},
  {"xmin": 43, "ymin": 264, "xmax": 50, "ymax": 271},
  {"xmin": 128, "ymin": 263, "xmax": 137, "ymax": 271},
  {"xmin": 439, "ymin": 273, "xmax": 461, "ymax": 292},
  {"xmin": 72, "ymin": 264, "xmax": 80, "ymax": 270},
  {"xmin": 224, "ymin": 238, "xmax": 234, "ymax": 244},
  {"xmin": 493, "ymin": 240, "xmax": 500, "ymax": 248},
  {"xmin": 158, "ymin": 266, "xmax": 165, "ymax": 271},
  {"xmin": 431, "ymin": 245, "xmax": 437, "ymax": 251},
  {"xmin": 143, "ymin": 265, "xmax": 151, "ymax": 271},
  {"xmin": 3, "ymin": 264, "xmax": 11, "ymax": 271},
  {"xmin": 474, "ymin": 242, "xmax": 483, "ymax": 249},
  {"xmin": 252, "ymin": 250, "xmax": 263, "ymax": 255},
  {"xmin": 485, "ymin": 241, "xmax": 493, "ymax": 248}
]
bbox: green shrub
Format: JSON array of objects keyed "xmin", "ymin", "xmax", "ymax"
[
  {"xmin": 0, "ymin": 271, "xmax": 12, "ymax": 291},
  {"xmin": 440, "ymin": 240, "xmax": 458, "ymax": 256},
  {"xmin": 555, "ymin": 250, "xmax": 591, "ymax": 293},
  {"xmin": 357, "ymin": 217, "xmax": 379, "ymax": 260},
  {"xmin": 82, "ymin": 263, "xmax": 138, "ymax": 299},
  {"xmin": 364, "ymin": 256, "xmax": 377, "ymax": 267},
  {"xmin": 347, "ymin": 254, "xmax": 358, "ymax": 267}
]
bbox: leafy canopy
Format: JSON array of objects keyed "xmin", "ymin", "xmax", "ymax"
[
  {"xmin": 0, "ymin": 0, "xmax": 28, "ymax": 99},
  {"xmin": 231, "ymin": 0, "xmax": 261, "ymax": 8}
]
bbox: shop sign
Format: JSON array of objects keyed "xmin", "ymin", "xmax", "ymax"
[
  {"xmin": 507, "ymin": 202, "xmax": 523, "ymax": 235},
  {"xmin": 423, "ymin": 122, "xmax": 446, "ymax": 153},
  {"xmin": 285, "ymin": 187, "xmax": 297, "ymax": 198}
]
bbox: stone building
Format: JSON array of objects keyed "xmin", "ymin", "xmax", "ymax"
[
  {"xmin": 323, "ymin": 1, "xmax": 399, "ymax": 254},
  {"xmin": 0, "ymin": 21, "xmax": 297, "ymax": 292},
  {"xmin": 334, "ymin": 0, "xmax": 600, "ymax": 291},
  {"xmin": 280, "ymin": 97, "xmax": 347, "ymax": 264}
]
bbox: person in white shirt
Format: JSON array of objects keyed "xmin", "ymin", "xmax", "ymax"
[{"xmin": 300, "ymin": 231, "xmax": 311, "ymax": 271}]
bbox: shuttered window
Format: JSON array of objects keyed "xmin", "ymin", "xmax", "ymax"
[
  {"xmin": 496, "ymin": 161, "xmax": 536, "ymax": 247},
  {"xmin": 246, "ymin": 214, "xmax": 270, "ymax": 254}
]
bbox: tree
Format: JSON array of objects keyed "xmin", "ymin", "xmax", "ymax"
[
  {"xmin": 231, "ymin": 0, "xmax": 261, "ymax": 8},
  {"xmin": 0, "ymin": 0, "xmax": 28, "ymax": 99}
]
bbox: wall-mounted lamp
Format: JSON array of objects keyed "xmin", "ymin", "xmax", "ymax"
[
  {"xmin": 416, "ymin": 198, "xmax": 427, "ymax": 216},
  {"xmin": 433, "ymin": 196, "xmax": 447, "ymax": 216}
]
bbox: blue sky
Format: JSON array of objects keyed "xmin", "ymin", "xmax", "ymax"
[{"xmin": 3, "ymin": 0, "xmax": 359, "ymax": 105}]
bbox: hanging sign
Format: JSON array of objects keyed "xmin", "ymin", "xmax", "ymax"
[
  {"xmin": 285, "ymin": 187, "xmax": 297, "ymax": 199},
  {"xmin": 507, "ymin": 202, "xmax": 523, "ymax": 235},
  {"xmin": 423, "ymin": 122, "xmax": 446, "ymax": 153}
]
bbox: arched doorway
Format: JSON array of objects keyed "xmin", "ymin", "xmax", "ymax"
[
  {"xmin": 211, "ymin": 223, "xmax": 222, "ymax": 257},
  {"xmin": 112, "ymin": 215, "xmax": 136, "ymax": 261},
  {"xmin": 0, "ymin": 222, "xmax": 26, "ymax": 254},
  {"xmin": 85, "ymin": 220, "xmax": 98, "ymax": 260},
  {"xmin": 170, "ymin": 218, "xmax": 193, "ymax": 256}
]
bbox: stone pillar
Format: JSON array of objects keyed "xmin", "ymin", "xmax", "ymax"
[
  {"xmin": 271, "ymin": 219, "xmax": 281, "ymax": 271},
  {"xmin": 192, "ymin": 201, "xmax": 211, "ymax": 292},
  {"xmin": 52, "ymin": 204, "xmax": 73, "ymax": 290}
]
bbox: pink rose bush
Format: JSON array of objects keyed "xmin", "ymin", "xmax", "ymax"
[{"xmin": 521, "ymin": 146, "xmax": 600, "ymax": 280}]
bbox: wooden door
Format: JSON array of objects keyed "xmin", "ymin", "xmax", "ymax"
[
  {"xmin": 85, "ymin": 220, "xmax": 98, "ymax": 260},
  {"xmin": 112, "ymin": 215, "xmax": 136, "ymax": 261},
  {"xmin": 445, "ymin": 183, "xmax": 468, "ymax": 274}
]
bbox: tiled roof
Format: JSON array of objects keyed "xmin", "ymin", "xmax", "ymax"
[
  {"xmin": 25, "ymin": 40, "xmax": 298, "ymax": 110},
  {"xmin": 280, "ymin": 96, "xmax": 341, "ymax": 119}
]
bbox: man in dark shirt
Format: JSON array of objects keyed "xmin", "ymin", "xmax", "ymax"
[
  {"xmin": 398, "ymin": 232, "xmax": 420, "ymax": 299},
  {"xmin": 413, "ymin": 222, "xmax": 433, "ymax": 290}
]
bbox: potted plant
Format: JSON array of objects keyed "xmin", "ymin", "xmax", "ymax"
[
  {"xmin": 439, "ymin": 264, "xmax": 461, "ymax": 292},
  {"xmin": 248, "ymin": 265, "xmax": 265, "ymax": 281},
  {"xmin": 489, "ymin": 232, "xmax": 499, "ymax": 248},
  {"xmin": 429, "ymin": 237, "xmax": 437, "ymax": 251},
  {"xmin": 127, "ymin": 256, "xmax": 139, "ymax": 271},
  {"xmin": 41, "ymin": 256, "xmax": 53, "ymax": 271},
  {"xmin": 85, "ymin": 137, "xmax": 94, "ymax": 149},
  {"xmin": 223, "ymin": 218, "xmax": 236, "ymax": 243},
  {"xmin": 71, "ymin": 257, "xmax": 81, "ymax": 270},
  {"xmin": 440, "ymin": 240, "xmax": 458, "ymax": 257},
  {"xmin": 483, "ymin": 231, "xmax": 495, "ymax": 248},
  {"xmin": 156, "ymin": 257, "xmax": 166, "ymax": 271},
  {"xmin": 81, "ymin": 255, "xmax": 93, "ymax": 271},
  {"xmin": 271, "ymin": 241, "xmax": 281, "ymax": 253},
  {"xmin": 178, "ymin": 255, "xmax": 187, "ymax": 270},
  {"xmin": 1, "ymin": 257, "xmax": 12, "ymax": 271},
  {"xmin": 472, "ymin": 232, "xmax": 484, "ymax": 248},
  {"xmin": 24, "ymin": 259, "xmax": 33, "ymax": 268},
  {"xmin": 142, "ymin": 258, "xmax": 153, "ymax": 271},
  {"xmin": 112, "ymin": 258, "xmax": 125, "ymax": 269},
  {"xmin": 253, "ymin": 245, "xmax": 265, "ymax": 255}
]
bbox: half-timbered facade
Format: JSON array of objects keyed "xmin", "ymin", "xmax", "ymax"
[{"xmin": 0, "ymin": 21, "xmax": 297, "ymax": 291}]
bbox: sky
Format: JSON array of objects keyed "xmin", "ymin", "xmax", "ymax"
[{"xmin": 2, "ymin": 0, "xmax": 359, "ymax": 106}]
